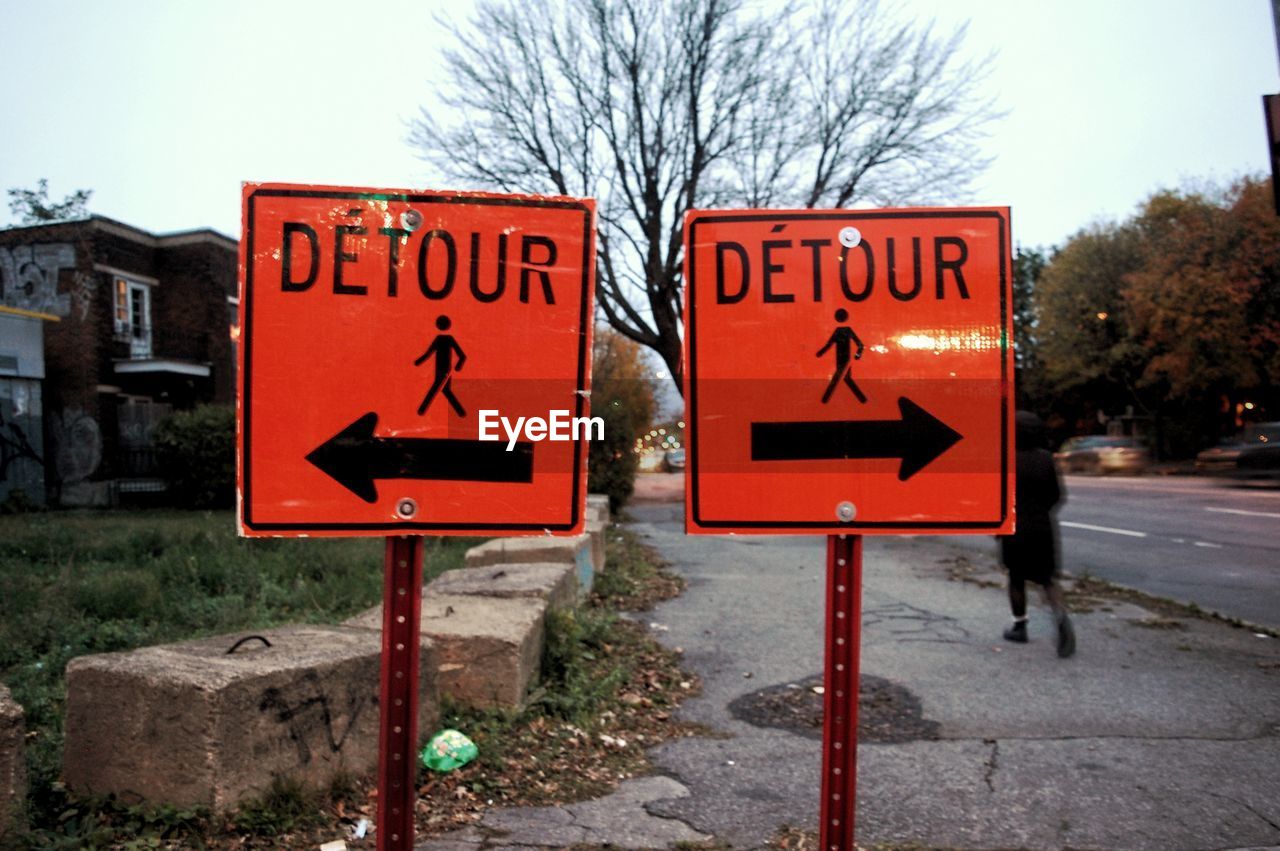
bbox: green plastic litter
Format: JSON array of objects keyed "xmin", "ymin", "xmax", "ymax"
[{"xmin": 421, "ymin": 729, "xmax": 478, "ymax": 772}]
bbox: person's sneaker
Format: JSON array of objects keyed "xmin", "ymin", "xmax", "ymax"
[
  {"xmin": 1056, "ymin": 612, "xmax": 1076, "ymax": 658},
  {"xmin": 1002, "ymin": 621, "xmax": 1028, "ymax": 643}
]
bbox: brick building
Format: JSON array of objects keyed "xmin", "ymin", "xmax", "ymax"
[{"xmin": 0, "ymin": 215, "xmax": 237, "ymax": 506}]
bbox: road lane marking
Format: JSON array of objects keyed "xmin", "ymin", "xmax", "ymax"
[
  {"xmin": 1205, "ymin": 506, "xmax": 1280, "ymax": 519},
  {"xmin": 1060, "ymin": 521, "xmax": 1148, "ymax": 538},
  {"xmin": 1193, "ymin": 541, "xmax": 1223, "ymax": 549},
  {"xmin": 1062, "ymin": 476, "xmax": 1280, "ymax": 499}
]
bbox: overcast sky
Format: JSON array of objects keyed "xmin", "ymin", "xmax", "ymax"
[{"xmin": 1, "ymin": 0, "xmax": 1276, "ymax": 251}]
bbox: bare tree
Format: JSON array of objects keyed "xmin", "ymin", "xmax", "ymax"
[{"xmin": 411, "ymin": 0, "xmax": 997, "ymax": 390}]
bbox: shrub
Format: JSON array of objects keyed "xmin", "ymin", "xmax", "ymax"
[
  {"xmin": 154, "ymin": 405, "xmax": 235, "ymax": 509},
  {"xmin": 588, "ymin": 329, "xmax": 656, "ymax": 513},
  {"xmin": 588, "ymin": 400, "xmax": 641, "ymax": 514}
]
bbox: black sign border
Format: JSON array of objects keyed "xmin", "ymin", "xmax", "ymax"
[
  {"xmin": 686, "ymin": 209, "xmax": 1011, "ymax": 531},
  {"xmin": 241, "ymin": 187, "xmax": 593, "ymax": 534}
]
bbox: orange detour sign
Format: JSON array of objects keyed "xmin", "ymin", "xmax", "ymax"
[
  {"xmin": 683, "ymin": 208, "xmax": 1014, "ymax": 535},
  {"xmin": 238, "ymin": 184, "xmax": 595, "ymax": 536}
]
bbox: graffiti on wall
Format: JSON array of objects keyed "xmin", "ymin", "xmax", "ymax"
[
  {"xmin": 258, "ymin": 671, "xmax": 370, "ymax": 766},
  {"xmin": 49, "ymin": 407, "xmax": 101, "ymax": 485},
  {"xmin": 70, "ymin": 270, "xmax": 96, "ymax": 321},
  {"xmin": 0, "ymin": 243, "xmax": 78, "ymax": 317},
  {"xmin": 0, "ymin": 380, "xmax": 45, "ymax": 502}
]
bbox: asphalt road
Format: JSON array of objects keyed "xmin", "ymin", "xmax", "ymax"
[{"xmin": 943, "ymin": 474, "xmax": 1280, "ymax": 630}]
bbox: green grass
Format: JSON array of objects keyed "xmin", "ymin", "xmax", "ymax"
[{"xmin": 0, "ymin": 509, "xmax": 476, "ymax": 838}]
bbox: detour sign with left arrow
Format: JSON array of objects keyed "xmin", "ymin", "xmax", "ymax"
[
  {"xmin": 683, "ymin": 208, "xmax": 1015, "ymax": 535},
  {"xmin": 238, "ymin": 184, "xmax": 594, "ymax": 537}
]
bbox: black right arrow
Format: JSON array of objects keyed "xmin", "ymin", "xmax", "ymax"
[
  {"xmin": 750, "ymin": 397, "xmax": 963, "ymax": 481},
  {"xmin": 306, "ymin": 412, "xmax": 534, "ymax": 504}
]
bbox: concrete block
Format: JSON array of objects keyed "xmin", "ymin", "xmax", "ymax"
[
  {"xmin": 427, "ymin": 562, "xmax": 578, "ymax": 612},
  {"xmin": 346, "ymin": 593, "xmax": 545, "ymax": 710},
  {"xmin": 63, "ymin": 625, "xmax": 439, "ymax": 811},
  {"xmin": 465, "ymin": 535, "xmax": 597, "ymax": 596},
  {"xmin": 0, "ymin": 684, "xmax": 26, "ymax": 838},
  {"xmin": 586, "ymin": 493, "xmax": 611, "ymax": 524},
  {"xmin": 585, "ymin": 519, "xmax": 607, "ymax": 588}
]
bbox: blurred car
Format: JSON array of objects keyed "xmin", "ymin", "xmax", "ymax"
[
  {"xmin": 1195, "ymin": 439, "xmax": 1245, "ymax": 473},
  {"xmin": 1237, "ymin": 441, "xmax": 1280, "ymax": 477},
  {"xmin": 1195, "ymin": 422, "xmax": 1280, "ymax": 478},
  {"xmin": 1053, "ymin": 435, "xmax": 1150, "ymax": 474},
  {"xmin": 663, "ymin": 448, "xmax": 686, "ymax": 472}
]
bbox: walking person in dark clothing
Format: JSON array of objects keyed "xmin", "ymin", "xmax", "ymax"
[{"xmin": 1001, "ymin": 410, "xmax": 1076, "ymax": 658}]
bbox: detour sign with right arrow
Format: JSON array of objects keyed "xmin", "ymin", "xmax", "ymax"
[{"xmin": 683, "ymin": 208, "xmax": 1015, "ymax": 535}]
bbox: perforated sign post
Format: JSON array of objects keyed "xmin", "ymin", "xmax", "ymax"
[
  {"xmin": 683, "ymin": 208, "xmax": 1013, "ymax": 849},
  {"xmin": 238, "ymin": 183, "xmax": 595, "ymax": 850}
]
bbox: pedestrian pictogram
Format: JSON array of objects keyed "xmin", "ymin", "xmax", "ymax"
[
  {"xmin": 683, "ymin": 208, "xmax": 1014, "ymax": 535},
  {"xmin": 818, "ymin": 308, "xmax": 867, "ymax": 404},
  {"xmin": 415, "ymin": 315, "xmax": 467, "ymax": 416},
  {"xmin": 237, "ymin": 183, "xmax": 595, "ymax": 537}
]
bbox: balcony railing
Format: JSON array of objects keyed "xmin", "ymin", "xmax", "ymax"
[{"xmin": 113, "ymin": 322, "xmax": 153, "ymax": 359}]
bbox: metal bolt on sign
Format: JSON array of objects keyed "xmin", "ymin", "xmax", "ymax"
[{"xmin": 400, "ymin": 208, "xmax": 423, "ymax": 231}]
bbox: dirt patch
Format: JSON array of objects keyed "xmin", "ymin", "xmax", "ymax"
[
  {"xmin": 1068, "ymin": 574, "xmax": 1280, "ymax": 637},
  {"xmin": 727, "ymin": 673, "xmax": 940, "ymax": 744},
  {"xmin": 937, "ymin": 554, "xmax": 1280, "ymax": 638},
  {"xmin": 1129, "ymin": 616, "xmax": 1188, "ymax": 630},
  {"xmin": 934, "ymin": 554, "xmax": 1003, "ymax": 589}
]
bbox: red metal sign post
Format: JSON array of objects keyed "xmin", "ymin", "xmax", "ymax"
[
  {"xmin": 820, "ymin": 534, "xmax": 864, "ymax": 850},
  {"xmin": 377, "ymin": 536, "xmax": 425, "ymax": 851}
]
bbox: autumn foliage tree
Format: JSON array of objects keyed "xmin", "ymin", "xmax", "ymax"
[
  {"xmin": 1011, "ymin": 245, "xmax": 1049, "ymax": 397},
  {"xmin": 1033, "ymin": 222, "xmax": 1145, "ymax": 420},
  {"xmin": 1030, "ymin": 176, "xmax": 1280, "ymax": 455},
  {"xmin": 589, "ymin": 327, "xmax": 657, "ymax": 511}
]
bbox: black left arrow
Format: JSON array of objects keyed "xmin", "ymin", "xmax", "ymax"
[
  {"xmin": 751, "ymin": 396, "xmax": 963, "ymax": 481},
  {"xmin": 305, "ymin": 412, "xmax": 533, "ymax": 504}
]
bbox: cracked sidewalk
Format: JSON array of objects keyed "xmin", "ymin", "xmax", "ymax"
[{"xmin": 417, "ymin": 775, "xmax": 707, "ymax": 850}]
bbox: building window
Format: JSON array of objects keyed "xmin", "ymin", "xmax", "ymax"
[{"xmin": 113, "ymin": 276, "xmax": 152, "ymax": 358}]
